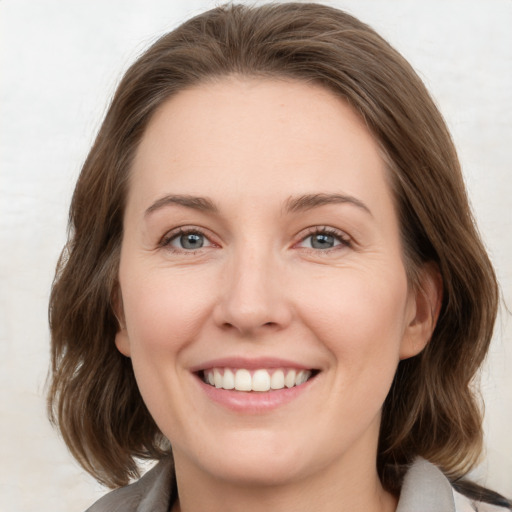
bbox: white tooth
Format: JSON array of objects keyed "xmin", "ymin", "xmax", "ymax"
[
  {"xmin": 285, "ymin": 369, "xmax": 296, "ymax": 388},
  {"xmin": 223, "ymin": 368, "xmax": 235, "ymax": 390},
  {"xmin": 214, "ymin": 369, "xmax": 223, "ymax": 388},
  {"xmin": 235, "ymin": 369, "xmax": 252, "ymax": 391},
  {"xmin": 295, "ymin": 370, "xmax": 311, "ymax": 386},
  {"xmin": 207, "ymin": 370, "xmax": 215, "ymax": 386},
  {"xmin": 252, "ymin": 369, "xmax": 271, "ymax": 392},
  {"xmin": 270, "ymin": 369, "xmax": 285, "ymax": 390}
]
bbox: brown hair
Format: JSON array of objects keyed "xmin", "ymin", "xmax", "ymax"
[{"xmin": 48, "ymin": 1, "xmax": 499, "ymax": 495}]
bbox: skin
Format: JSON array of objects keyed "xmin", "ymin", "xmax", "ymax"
[{"xmin": 115, "ymin": 78, "xmax": 441, "ymax": 512}]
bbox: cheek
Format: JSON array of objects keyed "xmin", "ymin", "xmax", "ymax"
[
  {"xmin": 121, "ymin": 267, "xmax": 212, "ymax": 352},
  {"xmin": 118, "ymin": 267, "xmax": 217, "ymax": 434},
  {"xmin": 296, "ymin": 262, "xmax": 410, "ymax": 374},
  {"xmin": 118, "ymin": 264, "xmax": 219, "ymax": 419}
]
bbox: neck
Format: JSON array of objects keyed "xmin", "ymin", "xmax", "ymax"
[{"xmin": 171, "ymin": 450, "xmax": 397, "ymax": 512}]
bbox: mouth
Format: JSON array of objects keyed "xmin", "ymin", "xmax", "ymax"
[{"xmin": 199, "ymin": 367, "xmax": 319, "ymax": 392}]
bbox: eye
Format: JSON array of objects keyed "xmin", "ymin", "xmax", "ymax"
[
  {"xmin": 297, "ymin": 227, "xmax": 351, "ymax": 250},
  {"xmin": 161, "ymin": 229, "xmax": 213, "ymax": 251}
]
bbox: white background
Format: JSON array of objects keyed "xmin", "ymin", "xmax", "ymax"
[{"xmin": 1, "ymin": 1, "xmax": 511, "ymax": 510}]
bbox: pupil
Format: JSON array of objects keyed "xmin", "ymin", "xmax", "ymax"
[
  {"xmin": 312, "ymin": 233, "xmax": 334, "ymax": 249},
  {"xmin": 181, "ymin": 233, "xmax": 203, "ymax": 249}
]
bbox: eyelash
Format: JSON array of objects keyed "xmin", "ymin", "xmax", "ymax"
[
  {"xmin": 296, "ymin": 226, "xmax": 352, "ymax": 252},
  {"xmin": 158, "ymin": 226, "xmax": 352, "ymax": 253},
  {"xmin": 159, "ymin": 227, "xmax": 213, "ymax": 253}
]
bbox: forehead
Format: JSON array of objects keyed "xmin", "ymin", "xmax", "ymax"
[{"xmin": 128, "ymin": 77, "xmax": 393, "ymax": 216}]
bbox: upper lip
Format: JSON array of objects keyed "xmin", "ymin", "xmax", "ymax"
[{"xmin": 190, "ymin": 357, "xmax": 316, "ymax": 372}]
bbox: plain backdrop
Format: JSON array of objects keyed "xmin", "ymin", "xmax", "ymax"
[{"xmin": 1, "ymin": 1, "xmax": 511, "ymax": 510}]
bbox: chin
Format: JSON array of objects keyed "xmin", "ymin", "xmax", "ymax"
[
  {"xmin": 175, "ymin": 429, "xmax": 315, "ymax": 486},
  {"xmin": 203, "ymin": 453, "xmax": 308, "ymax": 487}
]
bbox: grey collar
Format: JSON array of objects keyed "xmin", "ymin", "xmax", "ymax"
[
  {"xmin": 87, "ymin": 456, "xmax": 496, "ymax": 512},
  {"xmin": 396, "ymin": 457, "xmax": 456, "ymax": 512},
  {"xmin": 85, "ymin": 457, "xmax": 174, "ymax": 512}
]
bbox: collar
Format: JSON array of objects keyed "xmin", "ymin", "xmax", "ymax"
[
  {"xmin": 87, "ymin": 456, "xmax": 499, "ymax": 512},
  {"xmin": 396, "ymin": 457, "xmax": 456, "ymax": 511}
]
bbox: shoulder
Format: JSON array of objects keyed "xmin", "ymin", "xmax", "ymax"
[
  {"xmin": 397, "ymin": 457, "xmax": 510, "ymax": 512},
  {"xmin": 84, "ymin": 458, "xmax": 175, "ymax": 512}
]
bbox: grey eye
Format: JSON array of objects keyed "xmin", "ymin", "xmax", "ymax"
[
  {"xmin": 309, "ymin": 233, "xmax": 336, "ymax": 249},
  {"xmin": 178, "ymin": 233, "xmax": 205, "ymax": 249},
  {"xmin": 163, "ymin": 229, "xmax": 214, "ymax": 252}
]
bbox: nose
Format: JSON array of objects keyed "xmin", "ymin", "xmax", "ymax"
[{"xmin": 213, "ymin": 245, "xmax": 293, "ymax": 337}]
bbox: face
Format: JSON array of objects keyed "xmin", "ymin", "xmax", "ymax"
[{"xmin": 115, "ymin": 78, "xmax": 437, "ymax": 488}]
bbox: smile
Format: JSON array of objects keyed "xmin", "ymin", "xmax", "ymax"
[{"xmin": 202, "ymin": 368, "xmax": 314, "ymax": 392}]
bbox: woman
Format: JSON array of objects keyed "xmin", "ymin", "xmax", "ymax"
[{"xmin": 47, "ymin": 3, "xmax": 511, "ymax": 511}]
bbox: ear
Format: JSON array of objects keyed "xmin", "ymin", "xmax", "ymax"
[
  {"xmin": 400, "ymin": 262, "xmax": 443, "ymax": 360},
  {"xmin": 112, "ymin": 286, "xmax": 131, "ymax": 357}
]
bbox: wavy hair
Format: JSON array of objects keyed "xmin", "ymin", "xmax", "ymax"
[{"xmin": 48, "ymin": 2, "xmax": 502, "ymax": 502}]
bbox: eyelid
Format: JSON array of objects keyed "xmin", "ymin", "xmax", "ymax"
[
  {"xmin": 294, "ymin": 226, "xmax": 352, "ymax": 250},
  {"xmin": 159, "ymin": 226, "xmax": 218, "ymax": 252},
  {"xmin": 157, "ymin": 224, "xmax": 352, "ymax": 253}
]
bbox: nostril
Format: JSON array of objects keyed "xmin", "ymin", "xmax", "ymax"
[{"xmin": 220, "ymin": 321, "xmax": 278, "ymax": 332}]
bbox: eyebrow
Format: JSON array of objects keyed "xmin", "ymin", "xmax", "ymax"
[
  {"xmin": 285, "ymin": 193, "xmax": 372, "ymax": 216},
  {"xmin": 144, "ymin": 192, "xmax": 372, "ymax": 218},
  {"xmin": 145, "ymin": 194, "xmax": 218, "ymax": 217}
]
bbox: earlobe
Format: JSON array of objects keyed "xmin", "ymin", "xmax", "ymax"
[
  {"xmin": 112, "ymin": 286, "xmax": 131, "ymax": 357},
  {"xmin": 115, "ymin": 329, "xmax": 131, "ymax": 357},
  {"xmin": 400, "ymin": 262, "xmax": 443, "ymax": 360}
]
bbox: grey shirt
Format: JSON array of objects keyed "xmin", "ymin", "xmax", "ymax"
[{"xmin": 85, "ymin": 457, "xmax": 507, "ymax": 512}]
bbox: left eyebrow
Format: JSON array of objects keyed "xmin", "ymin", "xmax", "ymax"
[{"xmin": 284, "ymin": 193, "xmax": 373, "ymax": 217}]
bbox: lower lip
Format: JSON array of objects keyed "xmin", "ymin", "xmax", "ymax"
[{"xmin": 195, "ymin": 375, "xmax": 316, "ymax": 413}]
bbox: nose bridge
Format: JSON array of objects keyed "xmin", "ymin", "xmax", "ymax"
[{"xmin": 215, "ymin": 237, "xmax": 291, "ymax": 335}]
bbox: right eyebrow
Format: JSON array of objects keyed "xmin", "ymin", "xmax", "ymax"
[{"xmin": 144, "ymin": 194, "xmax": 218, "ymax": 217}]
